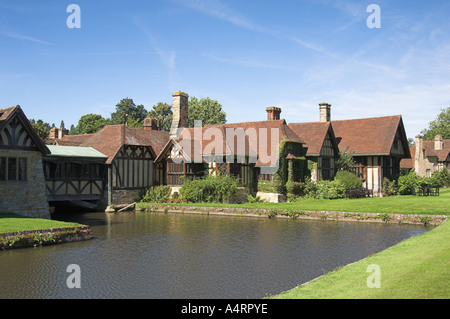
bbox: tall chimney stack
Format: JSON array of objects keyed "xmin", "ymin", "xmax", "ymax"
[
  {"xmin": 266, "ymin": 107, "xmax": 281, "ymax": 121},
  {"xmin": 415, "ymin": 134, "xmax": 423, "ymax": 174},
  {"xmin": 435, "ymin": 134, "xmax": 443, "ymax": 150},
  {"xmin": 170, "ymin": 91, "xmax": 189, "ymax": 138},
  {"xmin": 319, "ymin": 102, "xmax": 331, "ymax": 122}
]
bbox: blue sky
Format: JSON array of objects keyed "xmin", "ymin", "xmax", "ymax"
[{"xmin": 1, "ymin": 0, "xmax": 449, "ymax": 139}]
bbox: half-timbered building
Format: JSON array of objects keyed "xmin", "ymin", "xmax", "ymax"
[
  {"xmin": 0, "ymin": 105, "xmax": 51, "ymax": 218},
  {"xmin": 57, "ymin": 123, "xmax": 169, "ymax": 207},
  {"xmin": 43, "ymin": 145, "xmax": 107, "ymax": 209},
  {"xmin": 316, "ymin": 103, "xmax": 410, "ymax": 196}
]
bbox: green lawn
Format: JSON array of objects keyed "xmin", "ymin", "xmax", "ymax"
[
  {"xmin": 141, "ymin": 187, "xmax": 450, "ymax": 215},
  {"xmin": 0, "ymin": 213, "xmax": 81, "ymax": 233},
  {"xmin": 270, "ymin": 218, "xmax": 450, "ymax": 299}
]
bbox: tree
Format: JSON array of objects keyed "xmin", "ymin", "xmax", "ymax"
[
  {"xmin": 148, "ymin": 102, "xmax": 173, "ymax": 132},
  {"xmin": 29, "ymin": 119, "xmax": 52, "ymax": 141},
  {"xmin": 420, "ymin": 107, "xmax": 450, "ymax": 140},
  {"xmin": 336, "ymin": 148, "xmax": 356, "ymax": 172},
  {"xmin": 75, "ymin": 114, "xmax": 111, "ymax": 134},
  {"xmin": 111, "ymin": 98, "xmax": 147, "ymax": 128},
  {"xmin": 188, "ymin": 97, "xmax": 226, "ymax": 127}
]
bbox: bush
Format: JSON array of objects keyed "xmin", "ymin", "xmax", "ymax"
[
  {"xmin": 397, "ymin": 172, "xmax": 418, "ymax": 195},
  {"xmin": 141, "ymin": 185, "xmax": 172, "ymax": 203},
  {"xmin": 382, "ymin": 178, "xmax": 398, "ymax": 196},
  {"xmin": 303, "ymin": 179, "xmax": 318, "ymax": 198},
  {"xmin": 180, "ymin": 175, "xmax": 238, "ymax": 203},
  {"xmin": 431, "ymin": 168, "xmax": 450, "ymax": 187},
  {"xmin": 257, "ymin": 180, "xmax": 277, "ymax": 193},
  {"xmin": 316, "ymin": 180, "xmax": 346, "ymax": 199},
  {"xmin": 334, "ymin": 171, "xmax": 362, "ymax": 189}
]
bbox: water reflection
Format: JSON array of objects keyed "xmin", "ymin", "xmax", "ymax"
[{"xmin": 0, "ymin": 211, "xmax": 428, "ymax": 299}]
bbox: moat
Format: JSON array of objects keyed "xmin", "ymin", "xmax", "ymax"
[{"xmin": 0, "ymin": 211, "xmax": 429, "ymax": 298}]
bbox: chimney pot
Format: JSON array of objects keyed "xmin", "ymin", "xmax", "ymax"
[
  {"xmin": 434, "ymin": 134, "xmax": 443, "ymax": 150},
  {"xmin": 144, "ymin": 118, "xmax": 160, "ymax": 131},
  {"xmin": 319, "ymin": 102, "xmax": 331, "ymax": 122},
  {"xmin": 266, "ymin": 106, "xmax": 281, "ymax": 121}
]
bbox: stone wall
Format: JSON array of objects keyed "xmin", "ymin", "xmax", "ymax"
[
  {"xmin": 0, "ymin": 149, "xmax": 50, "ymax": 219},
  {"xmin": 111, "ymin": 189, "xmax": 142, "ymax": 206}
]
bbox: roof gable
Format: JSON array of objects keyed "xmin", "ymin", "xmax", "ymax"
[
  {"xmin": 0, "ymin": 105, "xmax": 50, "ymax": 155},
  {"xmin": 331, "ymin": 115, "xmax": 410, "ymax": 157},
  {"xmin": 59, "ymin": 125, "xmax": 170, "ymax": 164},
  {"xmin": 288, "ymin": 121, "xmax": 338, "ymax": 156}
]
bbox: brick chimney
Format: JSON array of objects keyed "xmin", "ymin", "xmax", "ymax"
[
  {"xmin": 435, "ymin": 134, "xmax": 443, "ymax": 150},
  {"xmin": 49, "ymin": 127, "xmax": 68, "ymax": 139},
  {"xmin": 415, "ymin": 134, "xmax": 423, "ymax": 174},
  {"xmin": 143, "ymin": 118, "xmax": 160, "ymax": 131},
  {"xmin": 170, "ymin": 91, "xmax": 189, "ymax": 138},
  {"xmin": 266, "ymin": 107, "xmax": 281, "ymax": 121},
  {"xmin": 319, "ymin": 102, "xmax": 331, "ymax": 122}
]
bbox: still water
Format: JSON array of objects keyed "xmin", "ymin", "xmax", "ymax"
[{"xmin": 0, "ymin": 211, "xmax": 428, "ymax": 299}]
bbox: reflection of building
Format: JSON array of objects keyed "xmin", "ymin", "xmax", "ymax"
[
  {"xmin": 0, "ymin": 106, "xmax": 51, "ymax": 218},
  {"xmin": 400, "ymin": 134, "xmax": 450, "ymax": 177}
]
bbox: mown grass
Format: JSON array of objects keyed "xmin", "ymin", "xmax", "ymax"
[
  {"xmin": 270, "ymin": 218, "xmax": 450, "ymax": 299},
  {"xmin": 0, "ymin": 213, "xmax": 81, "ymax": 233},
  {"xmin": 140, "ymin": 187, "xmax": 450, "ymax": 216}
]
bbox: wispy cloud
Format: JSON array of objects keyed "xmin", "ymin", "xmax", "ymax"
[
  {"xmin": 0, "ymin": 29, "xmax": 54, "ymax": 46},
  {"xmin": 173, "ymin": 0, "xmax": 334, "ymax": 56},
  {"xmin": 132, "ymin": 17, "xmax": 183, "ymax": 90}
]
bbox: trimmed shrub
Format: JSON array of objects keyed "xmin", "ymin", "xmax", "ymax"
[
  {"xmin": 316, "ymin": 180, "xmax": 346, "ymax": 199},
  {"xmin": 180, "ymin": 175, "xmax": 238, "ymax": 203},
  {"xmin": 334, "ymin": 170, "xmax": 362, "ymax": 189},
  {"xmin": 397, "ymin": 172, "xmax": 418, "ymax": 195},
  {"xmin": 141, "ymin": 185, "xmax": 172, "ymax": 203}
]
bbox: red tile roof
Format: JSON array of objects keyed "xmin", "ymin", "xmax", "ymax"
[
  {"xmin": 401, "ymin": 140, "xmax": 450, "ymax": 168},
  {"xmin": 288, "ymin": 121, "xmax": 336, "ymax": 156},
  {"xmin": 58, "ymin": 125, "xmax": 169, "ymax": 164},
  {"xmin": 331, "ymin": 115, "xmax": 408, "ymax": 156},
  {"xmin": 160, "ymin": 119, "xmax": 304, "ymax": 166}
]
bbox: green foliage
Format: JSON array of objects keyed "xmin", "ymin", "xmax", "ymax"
[
  {"xmin": 141, "ymin": 185, "xmax": 172, "ymax": 203},
  {"xmin": 111, "ymin": 98, "xmax": 147, "ymax": 127},
  {"xmin": 431, "ymin": 168, "xmax": 450, "ymax": 187},
  {"xmin": 180, "ymin": 175, "xmax": 238, "ymax": 203},
  {"xmin": 74, "ymin": 113, "xmax": 112, "ymax": 134},
  {"xmin": 336, "ymin": 148, "xmax": 356, "ymax": 171},
  {"xmin": 334, "ymin": 171, "xmax": 362, "ymax": 189},
  {"xmin": 247, "ymin": 194, "xmax": 264, "ymax": 203},
  {"xmin": 29, "ymin": 118, "xmax": 52, "ymax": 141},
  {"xmin": 188, "ymin": 97, "xmax": 226, "ymax": 127},
  {"xmin": 148, "ymin": 102, "xmax": 173, "ymax": 131},
  {"xmin": 315, "ymin": 180, "xmax": 346, "ymax": 199},
  {"xmin": 256, "ymin": 180, "xmax": 277, "ymax": 193},
  {"xmin": 397, "ymin": 172, "xmax": 419, "ymax": 195},
  {"xmin": 382, "ymin": 178, "xmax": 398, "ymax": 196},
  {"xmin": 420, "ymin": 107, "xmax": 450, "ymax": 140}
]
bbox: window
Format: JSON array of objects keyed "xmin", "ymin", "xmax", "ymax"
[
  {"xmin": 0, "ymin": 157, "xmax": 6, "ymax": 180},
  {"xmin": 0, "ymin": 157, "xmax": 27, "ymax": 181}
]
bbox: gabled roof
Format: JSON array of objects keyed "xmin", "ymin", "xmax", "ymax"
[
  {"xmin": 0, "ymin": 105, "xmax": 50, "ymax": 155},
  {"xmin": 401, "ymin": 140, "xmax": 450, "ymax": 169},
  {"xmin": 331, "ymin": 115, "xmax": 410, "ymax": 157},
  {"xmin": 288, "ymin": 121, "xmax": 338, "ymax": 156},
  {"xmin": 58, "ymin": 125, "xmax": 170, "ymax": 164},
  {"xmin": 156, "ymin": 119, "xmax": 304, "ymax": 166}
]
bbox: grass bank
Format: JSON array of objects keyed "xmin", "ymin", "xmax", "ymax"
[
  {"xmin": 139, "ymin": 187, "xmax": 450, "ymax": 216},
  {"xmin": 0, "ymin": 213, "xmax": 91, "ymax": 250},
  {"xmin": 270, "ymin": 219, "xmax": 450, "ymax": 299},
  {"xmin": 0, "ymin": 213, "xmax": 80, "ymax": 233}
]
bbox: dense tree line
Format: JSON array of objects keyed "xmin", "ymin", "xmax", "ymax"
[{"xmin": 30, "ymin": 96, "xmax": 227, "ymax": 140}]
